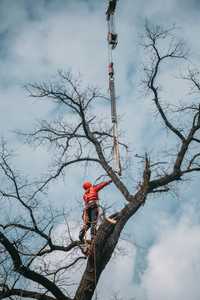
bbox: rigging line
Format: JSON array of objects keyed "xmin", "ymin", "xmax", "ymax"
[{"xmin": 93, "ymin": 238, "xmax": 98, "ymax": 300}]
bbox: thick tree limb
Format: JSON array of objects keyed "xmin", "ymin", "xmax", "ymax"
[
  {"xmin": 0, "ymin": 286, "xmax": 55, "ymax": 300},
  {"xmin": 144, "ymin": 22, "xmax": 186, "ymax": 141},
  {"xmin": 0, "ymin": 232, "xmax": 71, "ymax": 300}
]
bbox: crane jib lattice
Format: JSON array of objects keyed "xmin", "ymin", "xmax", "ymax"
[{"xmin": 106, "ymin": 0, "xmax": 121, "ymax": 175}]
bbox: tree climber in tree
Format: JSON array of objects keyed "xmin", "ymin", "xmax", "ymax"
[{"xmin": 79, "ymin": 179, "xmax": 112, "ymax": 242}]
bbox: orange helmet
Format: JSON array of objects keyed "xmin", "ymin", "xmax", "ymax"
[{"xmin": 83, "ymin": 181, "xmax": 92, "ymax": 190}]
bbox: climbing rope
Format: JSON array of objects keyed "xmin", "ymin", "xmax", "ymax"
[
  {"xmin": 93, "ymin": 238, "xmax": 98, "ymax": 300},
  {"xmin": 106, "ymin": 0, "xmax": 121, "ymax": 175}
]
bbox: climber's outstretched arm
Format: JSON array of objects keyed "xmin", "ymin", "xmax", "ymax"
[{"xmin": 94, "ymin": 180, "xmax": 112, "ymax": 192}]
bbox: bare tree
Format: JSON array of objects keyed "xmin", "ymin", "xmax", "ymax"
[{"xmin": 0, "ymin": 23, "xmax": 200, "ymax": 300}]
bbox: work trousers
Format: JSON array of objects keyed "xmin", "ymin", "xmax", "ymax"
[{"xmin": 79, "ymin": 205, "xmax": 99, "ymax": 242}]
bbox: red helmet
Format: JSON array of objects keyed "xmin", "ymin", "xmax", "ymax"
[{"xmin": 83, "ymin": 181, "xmax": 92, "ymax": 190}]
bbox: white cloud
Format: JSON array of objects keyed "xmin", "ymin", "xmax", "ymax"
[
  {"xmin": 98, "ymin": 239, "xmax": 136, "ymax": 299},
  {"xmin": 140, "ymin": 212, "xmax": 200, "ymax": 300}
]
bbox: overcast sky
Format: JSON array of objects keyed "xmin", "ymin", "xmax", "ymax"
[{"xmin": 0, "ymin": 0, "xmax": 200, "ymax": 299}]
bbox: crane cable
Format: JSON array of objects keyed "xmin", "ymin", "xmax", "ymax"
[{"xmin": 106, "ymin": 0, "xmax": 122, "ymax": 176}]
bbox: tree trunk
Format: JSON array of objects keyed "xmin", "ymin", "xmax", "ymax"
[{"xmin": 74, "ymin": 192, "xmax": 146, "ymax": 300}]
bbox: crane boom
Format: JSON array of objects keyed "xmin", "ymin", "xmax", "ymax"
[{"xmin": 106, "ymin": 0, "xmax": 121, "ymax": 175}]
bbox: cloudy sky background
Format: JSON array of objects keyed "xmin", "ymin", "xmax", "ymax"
[{"xmin": 1, "ymin": 0, "xmax": 200, "ymax": 299}]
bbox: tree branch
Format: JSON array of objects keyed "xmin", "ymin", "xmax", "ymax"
[
  {"xmin": 0, "ymin": 231, "xmax": 71, "ymax": 300},
  {"xmin": 0, "ymin": 285, "xmax": 55, "ymax": 300}
]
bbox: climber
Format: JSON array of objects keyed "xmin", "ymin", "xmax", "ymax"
[{"xmin": 79, "ymin": 179, "xmax": 112, "ymax": 243}]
